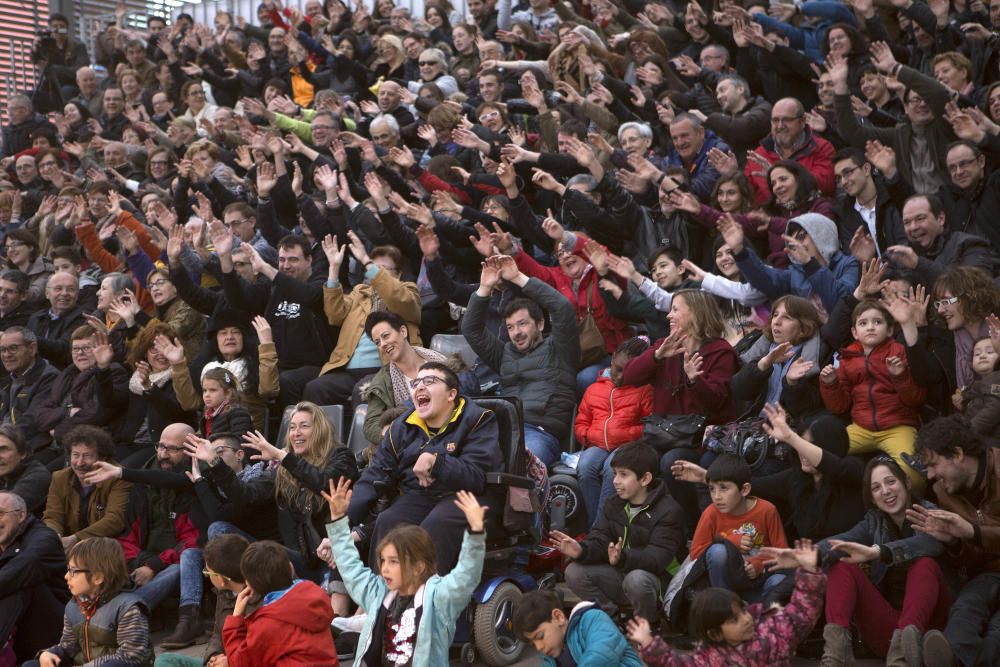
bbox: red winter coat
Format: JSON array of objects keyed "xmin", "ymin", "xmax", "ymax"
[
  {"xmin": 514, "ymin": 233, "xmax": 631, "ymax": 356},
  {"xmin": 622, "ymin": 338, "xmax": 738, "ymax": 425},
  {"xmin": 575, "ymin": 376, "xmax": 654, "ymax": 450},
  {"xmin": 820, "ymin": 339, "xmax": 927, "ymax": 431},
  {"xmin": 744, "ymin": 129, "xmax": 836, "ymax": 206},
  {"xmin": 223, "ymin": 580, "xmax": 338, "ymax": 667}
]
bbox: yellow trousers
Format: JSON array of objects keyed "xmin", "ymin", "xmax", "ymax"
[{"xmin": 846, "ymin": 423, "xmax": 924, "ymax": 491}]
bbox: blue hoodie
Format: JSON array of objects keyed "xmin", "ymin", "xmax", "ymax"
[{"xmin": 541, "ymin": 602, "xmax": 644, "ymax": 667}]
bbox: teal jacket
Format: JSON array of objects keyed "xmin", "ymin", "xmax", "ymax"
[
  {"xmin": 326, "ymin": 516, "xmax": 484, "ymax": 666},
  {"xmin": 542, "ymin": 602, "xmax": 644, "ymax": 667}
]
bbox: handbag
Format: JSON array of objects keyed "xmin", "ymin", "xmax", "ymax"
[
  {"xmin": 703, "ymin": 417, "xmax": 790, "ymax": 470},
  {"xmin": 577, "ymin": 284, "xmax": 607, "ymax": 368},
  {"xmin": 641, "ymin": 414, "xmax": 707, "ymax": 453}
]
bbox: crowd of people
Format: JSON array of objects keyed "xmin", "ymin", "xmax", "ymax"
[{"xmin": 2, "ymin": 0, "xmax": 1000, "ymax": 664}]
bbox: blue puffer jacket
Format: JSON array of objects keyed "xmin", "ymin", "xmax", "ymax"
[
  {"xmin": 734, "ymin": 212, "xmax": 859, "ymax": 316},
  {"xmin": 541, "ymin": 602, "xmax": 644, "ymax": 667}
]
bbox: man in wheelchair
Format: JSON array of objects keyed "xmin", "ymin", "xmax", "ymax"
[{"xmin": 347, "ymin": 361, "xmax": 501, "ymax": 573}]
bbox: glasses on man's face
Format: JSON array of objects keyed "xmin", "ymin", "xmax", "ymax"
[
  {"xmin": 409, "ymin": 375, "xmax": 446, "ymax": 389},
  {"xmin": 835, "ymin": 166, "xmax": 860, "ymax": 182},
  {"xmin": 947, "ymin": 157, "xmax": 978, "ymax": 174},
  {"xmin": 0, "ymin": 343, "xmax": 25, "ymax": 355},
  {"xmin": 934, "ymin": 296, "xmax": 960, "ymax": 309},
  {"xmin": 72, "ymin": 345, "xmax": 95, "ymax": 355},
  {"xmin": 224, "ymin": 218, "xmax": 250, "ymax": 228},
  {"xmin": 772, "ymin": 115, "xmax": 803, "ymax": 126},
  {"xmin": 155, "ymin": 443, "xmax": 186, "ymax": 453},
  {"xmin": 419, "ymin": 60, "xmax": 438, "ymax": 67},
  {"xmin": 148, "ymin": 279, "xmax": 171, "ymax": 289}
]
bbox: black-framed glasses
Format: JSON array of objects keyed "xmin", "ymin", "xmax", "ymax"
[
  {"xmin": 835, "ymin": 165, "xmax": 860, "ymax": 182},
  {"xmin": 419, "ymin": 60, "xmax": 438, "ymax": 66},
  {"xmin": 67, "ymin": 567, "xmax": 91, "ymax": 576},
  {"xmin": 155, "ymin": 443, "xmax": 186, "ymax": 453},
  {"xmin": 409, "ymin": 375, "xmax": 446, "ymax": 389},
  {"xmin": 0, "ymin": 343, "xmax": 25, "ymax": 355}
]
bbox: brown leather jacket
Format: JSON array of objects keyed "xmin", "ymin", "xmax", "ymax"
[{"xmin": 42, "ymin": 466, "xmax": 132, "ymax": 541}]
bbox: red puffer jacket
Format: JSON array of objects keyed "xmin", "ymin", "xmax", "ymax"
[
  {"xmin": 820, "ymin": 339, "xmax": 927, "ymax": 431},
  {"xmin": 575, "ymin": 376, "xmax": 654, "ymax": 450}
]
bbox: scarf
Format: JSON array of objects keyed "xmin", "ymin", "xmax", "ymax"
[
  {"xmin": 129, "ymin": 367, "xmax": 172, "ymax": 395},
  {"xmin": 203, "ymin": 400, "xmax": 231, "ymax": 438},
  {"xmin": 388, "ymin": 347, "xmax": 447, "ymax": 406},
  {"xmin": 764, "ymin": 342, "xmax": 802, "ymax": 409}
]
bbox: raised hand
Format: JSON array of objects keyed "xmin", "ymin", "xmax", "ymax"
[
  {"xmin": 850, "ymin": 228, "xmax": 878, "ymax": 264},
  {"xmin": 541, "ymin": 209, "xmax": 565, "ymax": 243},
  {"xmin": 680, "ymin": 259, "xmax": 707, "ymax": 282},
  {"xmin": 92, "ymin": 329, "xmax": 115, "ymax": 369},
  {"xmin": 683, "ymin": 351, "xmax": 704, "ymax": 381},
  {"xmin": 251, "ymin": 315, "xmax": 273, "ymax": 345},
  {"xmin": 416, "ymin": 224, "xmax": 440, "ymax": 259},
  {"xmin": 454, "ymin": 490, "xmax": 487, "ymax": 532},
  {"xmin": 583, "ymin": 240, "xmax": 609, "ymax": 275},
  {"xmin": 869, "ymin": 41, "xmax": 899, "ymax": 74},
  {"xmin": 154, "ymin": 334, "xmax": 186, "ymax": 365},
  {"xmin": 321, "ymin": 234, "xmax": 347, "ymax": 273},
  {"xmin": 469, "ymin": 223, "xmax": 497, "ymax": 257},
  {"xmin": 479, "ymin": 257, "xmax": 501, "ymax": 291},
  {"xmin": 885, "ymin": 354, "xmax": 907, "ymax": 377},
  {"xmin": 758, "ymin": 340, "xmax": 794, "ymax": 371},
  {"xmin": 761, "ymin": 402, "xmax": 795, "ymax": 442},
  {"xmin": 607, "ymin": 537, "xmax": 624, "ymax": 565},
  {"xmin": 625, "ymin": 617, "xmax": 654, "ymax": 649},
  {"xmin": 820, "ymin": 363, "xmax": 838, "ymax": 385},
  {"xmin": 242, "ymin": 430, "xmax": 286, "ymax": 463},
  {"xmin": 785, "ymin": 357, "xmax": 815, "ymax": 384},
  {"xmin": 321, "ymin": 476, "xmax": 353, "ymax": 520},
  {"xmin": 716, "ymin": 213, "xmax": 745, "ymax": 254},
  {"xmin": 654, "ymin": 328, "xmax": 687, "ymax": 360},
  {"xmin": 256, "ymin": 160, "xmax": 277, "ymax": 198}
]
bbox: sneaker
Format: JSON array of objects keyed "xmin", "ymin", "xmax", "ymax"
[{"xmin": 922, "ymin": 629, "xmax": 953, "ymax": 667}]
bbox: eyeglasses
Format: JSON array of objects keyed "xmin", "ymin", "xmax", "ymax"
[
  {"xmin": 479, "ymin": 110, "xmax": 500, "ymax": 123},
  {"xmin": 5, "ymin": 241, "xmax": 25, "ymax": 249},
  {"xmin": 933, "ymin": 296, "xmax": 959, "ymax": 309},
  {"xmin": 148, "ymin": 279, "xmax": 171, "ymax": 289},
  {"xmin": 419, "ymin": 60, "xmax": 438, "ymax": 66},
  {"xmin": 835, "ymin": 165, "xmax": 860, "ymax": 182},
  {"xmin": 947, "ymin": 158, "xmax": 979, "ymax": 173},
  {"xmin": 224, "ymin": 218, "xmax": 251, "ymax": 228},
  {"xmin": 202, "ymin": 568, "xmax": 234, "ymax": 581},
  {"xmin": 71, "ymin": 345, "xmax": 95, "ymax": 355},
  {"xmin": 409, "ymin": 375, "xmax": 447, "ymax": 389},
  {"xmin": 187, "ymin": 90, "xmax": 205, "ymax": 97},
  {"xmin": 67, "ymin": 567, "xmax": 91, "ymax": 576},
  {"xmin": 772, "ymin": 116, "xmax": 803, "ymax": 125},
  {"xmin": 0, "ymin": 343, "xmax": 25, "ymax": 355},
  {"xmin": 155, "ymin": 443, "xmax": 186, "ymax": 453}
]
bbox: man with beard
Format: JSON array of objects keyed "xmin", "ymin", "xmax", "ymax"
[
  {"xmin": 461, "ymin": 255, "xmax": 579, "ymax": 466},
  {"xmin": 0, "ymin": 327, "xmax": 59, "ymax": 456},
  {"xmin": 81, "ymin": 423, "xmax": 203, "ymax": 615},
  {"xmin": 41, "ymin": 425, "xmax": 131, "ymax": 553},
  {"xmin": 27, "ymin": 271, "xmax": 88, "ymax": 369}
]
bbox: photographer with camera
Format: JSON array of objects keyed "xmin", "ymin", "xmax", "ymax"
[{"xmin": 30, "ymin": 14, "xmax": 90, "ymax": 111}]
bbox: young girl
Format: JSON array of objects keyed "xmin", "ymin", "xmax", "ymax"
[
  {"xmin": 627, "ymin": 540, "xmax": 826, "ymax": 666},
  {"xmin": 322, "ymin": 478, "xmax": 486, "ymax": 666},
  {"xmin": 34, "ymin": 538, "xmax": 152, "ymax": 667},
  {"xmin": 816, "ymin": 457, "xmax": 950, "ymax": 665},
  {"xmin": 200, "ymin": 367, "xmax": 253, "ymax": 439},
  {"xmin": 574, "ymin": 336, "xmax": 654, "ymax": 527},
  {"xmin": 953, "ymin": 335, "xmax": 1000, "ymax": 436},
  {"xmin": 819, "ymin": 300, "xmax": 927, "ymax": 488}
]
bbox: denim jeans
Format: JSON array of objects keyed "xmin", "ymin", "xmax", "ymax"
[
  {"xmin": 134, "ymin": 549, "xmax": 203, "ymax": 610},
  {"xmin": 524, "ymin": 424, "xmax": 562, "ymax": 467},
  {"xmin": 703, "ymin": 543, "xmax": 786, "ymax": 602},
  {"xmin": 577, "ymin": 446, "xmax": 616, "ymax": 528},
  {"xmin": 659, "ymin": 448, "xmax": 703, "ymax": 533},
  {"xmin": 208, "ymin": 520, "xmax": 256, "ymax": 542}
]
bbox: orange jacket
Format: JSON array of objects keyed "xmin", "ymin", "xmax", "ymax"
[{"xmin": 575, "ymin": 375, "xmax": 653, "ymax": 450}]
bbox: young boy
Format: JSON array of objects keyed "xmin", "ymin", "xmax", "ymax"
[
  {"xmin": 513, "ymin": 589, "xmax": 644, "ymax": 666},
  {"xmin": 550, "ymin": 442, "xmax": 685, "ymax": 623},
  {"xmin": 688, "ymin": 454, "xmax": 788, "ymax": 601},
  {"xmin": 156, "ymin": 533, "xmax": 251, "ymax": 667},
  {"xmin": 222, "ymin": 540, "xmax": 338, "ymax": 666},
  {"xmin": 820, "ymin": 299, "xmax": 927, "ymax": 487}
]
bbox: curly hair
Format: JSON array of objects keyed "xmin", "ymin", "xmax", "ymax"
[
  {"xmin": 126, "ymin": 321, "xmax": 175, "ymax": 369},
  {"xmin": 932, "ymin": 266, "xmax": 1000, "ymax": 326}
]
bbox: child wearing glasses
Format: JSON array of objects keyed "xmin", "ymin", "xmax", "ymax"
[
  {"xmin": 819, "ymin": 300, "xmax": 927, "ymax": 488},
  {"xmin": 345, "ymin": 361, "xmax": 501, "ymax": 576},
  {"xmin": 156, "ymin": 533, "xmax": 251, "ymax": 667},
  {"xmin": 32, "ymin": 538, "xmax": 152, "ymax": 667}
]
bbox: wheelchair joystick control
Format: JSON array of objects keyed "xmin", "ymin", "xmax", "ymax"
[{"xmin": 550, "ymin": 495, "xmax": 566, "ymax": 532}]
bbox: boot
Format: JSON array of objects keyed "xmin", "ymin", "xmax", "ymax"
[
  {"xmin": 820, "ymin": 624, "xmax": 856, "ymax": 667},
  {"xmin": 885, "ymin": 629, "xmax": 906, "ymax": 667},
  {"xmin": 922, "ymin": 630, "xmax": 953, "ymax": 667},
  {"xmin": 159, "ymin": 604, "xmax": 203, "ymax": 649},
  {"xmin": 901, "ymin": 625, "xmax": 923, "ymax": 666}
]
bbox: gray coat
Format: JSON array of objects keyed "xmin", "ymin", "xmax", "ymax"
[{"xmin": 461, "ymin": 278, "xmax": 578, "ymax": 442}]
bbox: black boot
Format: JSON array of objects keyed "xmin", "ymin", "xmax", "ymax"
[{"xmin": 160, "ymin": 605, "xmax": 203, "ymax": 649}]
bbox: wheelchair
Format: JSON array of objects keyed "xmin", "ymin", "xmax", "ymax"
[{"xmin": 451, "ymin": 396, "xmax": 541, "ymax": 666}]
